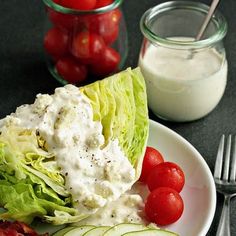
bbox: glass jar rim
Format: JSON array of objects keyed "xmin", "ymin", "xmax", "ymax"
[
  {"xmin": 43, "ymin": 0, "xmax": 123, "ymax": 14},
  {"xmin": 140, "ymin": 1, "xmax": 228, "ymax": 49}
]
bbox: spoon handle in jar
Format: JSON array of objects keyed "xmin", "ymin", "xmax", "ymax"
[{"xmin": 195, "ymin": 0, "xmax": 220, "ymax": 41}]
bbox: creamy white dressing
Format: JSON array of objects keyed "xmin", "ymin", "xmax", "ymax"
[
  {"xmin": 75, "ymin": 182, "xmax": 148, "ymax": 226},
  {"xmin": 138, "ymin": 37, "xmax": 228, "ymax": 122},
  {"xmin": 0, "ymin": 85, "xmax": 136, "ymax": 215}
]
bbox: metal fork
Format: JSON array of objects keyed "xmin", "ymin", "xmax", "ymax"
[{"xmin": 214, "ymin": 135, "xmax": 236, "ymax": 236}]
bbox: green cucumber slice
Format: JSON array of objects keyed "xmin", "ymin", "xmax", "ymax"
[
  {"xmin": 122, "ymin": 229, "xmax": 179, "ymax": 236},
  {"xmin": 64, "ymin": 225, "xmax": 95, "ymax": 236},
  {"xmin": 82, "ymin": 226, "xmax": 110, "ymax": 236},
  {"xmin": 103, "ymin": 223, "xmax": 147, "ymax": 236}
]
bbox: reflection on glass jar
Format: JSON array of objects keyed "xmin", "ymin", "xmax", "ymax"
[
  {"xmin": 138, "ymin": 1, "xmax": 228, "ymax": 122},
  {"xmin": 42, "ymin": 0, "xmax": 128, "ymax": 85}
]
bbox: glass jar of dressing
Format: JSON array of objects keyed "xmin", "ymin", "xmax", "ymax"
[{"xmin": 139, "ymin": 1, "xmax": 228, "ymax": 122}]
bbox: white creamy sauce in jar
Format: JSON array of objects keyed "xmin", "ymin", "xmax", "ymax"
[
  {"xmin": 138, "ymin": 37, "xmax": 228, "ymax": 122},
  {"xmin": 0, "ymin": 85, "xmax": 136, "ymax": 216}
]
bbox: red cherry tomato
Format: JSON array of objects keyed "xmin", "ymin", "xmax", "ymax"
[
  {"xmin": 91, "ymin": 46, "xmax": 120, "ymax": 76},
  {"xmin": 72, "ymin": 31, "xmax": 105, "ymax": 63},
  {"xmin": 109, "ymin": 9, "xmax": 122, "ymax": 25},
  {"xmin": 98, "ymin": 10, "xmax": 121, "ymax": 43},
  {"xmin": 60, "ymin": 0, "xmax": 97, "ymax": 10},
  {"xmin": 48, "ymin": 8, "xmax": 76, "ymax": 30},
  {"xmin": 145, "ymin": 187, "xmax": 184, "ymax": 226},
  {"xmin": 100, "ymin": 23, "xmax": 119, "ymax": 45},
  {"xmin": 73, "ymin": 14, "xmax": 98, "ymax": 32},
  {"xmin": 56, "ymin": 57, "xmax": 87, "ymax": 83},
  {"xmin": 95, "ymin": 0, "xmax": 113, "ymax": 8},
  {"xmin": 44, "ymin": 27, "xmax": 69, "ymax": 57},
  {"xmin": 147, "ymin": 162, "xmax": 185, "ymax": 193},
  {"xmin": 139, "ymin": 147, "xmax": 164, "ymax": 182},
  {"xmin": 77, "ymin": 10, "xmax": 121, "ymax": 44},
  {"xmin": 97, "ymin": 9, "xmax": 121, "ymax": 29}
]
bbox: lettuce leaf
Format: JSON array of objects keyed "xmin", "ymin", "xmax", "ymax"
[{"xmin": 0, "ymin": 140, "xmax": 77, "ymax": 224}]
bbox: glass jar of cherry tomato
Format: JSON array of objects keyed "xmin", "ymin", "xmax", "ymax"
[{"xmin": 42, "ymin": 0, "xmax": 128, "ymax": 85}]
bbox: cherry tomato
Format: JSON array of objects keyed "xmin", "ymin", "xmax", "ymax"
[
  {"xmin": 147, "ymin": 162, "xmax": 185, "ymax": 193},
  {"xmin": 60, "ymin": 0, "xmax": 97, "ymax": 10},
  {"xmin": 139, "ymin": 147, "xmax": 164, "ymax": 182},
  {"xmin": 97, "ymin": 10, "xmax": 121, "ymax": 43},
  {"xmin": 95, "ymin": 0, "xmax": 113, "ymax": 8},
  {"xmin": 74, "ymin": 14, "xmax": 100, "ymax": 36},
  {"xmin": 101, "ymin": 23, "xmax": 119, "ymax": 45},
  {"xmin": 48, "ymin": 8, "xmax": 76, "ymax": 30},
  {"xmin": 111, "ymin": 9, "xmax": 122, "ymax": 24},
  {"xmin": 44, "ymin": 27, "xmax": 69, "ymax": 57},
  {"xmin": 98, "ymin": 9, "xmax": 121, "ymax": 29},
  {"xmin": 56, "ymin": 56, "xmax": 88, "ymax": 83},
  {"xmin": 72, "ymin": 31, "xmax": 105, "ymax": 63},
  {"xmin": 77, "ymin": 10, "xmax": 121, "ymax": 44},
  {"xmin": 145, "ymin": 187, "xmax": 184, "ymax": 226},
  {"xmin": 90, "ymin": 46, "xmax": 120, "ymax": 76}
]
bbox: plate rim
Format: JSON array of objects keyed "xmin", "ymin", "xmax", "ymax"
[{"xmin": 149, "ymin": 119, "xmax": 216, "ymax": 236}]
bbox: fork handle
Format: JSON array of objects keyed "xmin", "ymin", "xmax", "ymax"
[{"xmin": 216, "ymin": 195, "xmax": 231, "ymax": 236}]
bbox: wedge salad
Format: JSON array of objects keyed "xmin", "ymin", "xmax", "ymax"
[{"xmin": 0, "ymin": 68, "xmax": 180, "ymax": 235}]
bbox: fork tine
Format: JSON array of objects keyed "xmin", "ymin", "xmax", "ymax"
[
  {"xmin": 230, "ymin": 135, "xmax": 236, "ymax": 181},
  {"xmin": 222, "ymin": 135, "xmax": 232, "ymax": 180},
  {"xmin": 214, "ymin": 135, "xmax": 225, "ymax": 179}
]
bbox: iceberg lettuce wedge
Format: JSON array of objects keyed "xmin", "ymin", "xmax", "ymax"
[{"xmin": 0, "ymin": 68, "xmax": 149, "ymax": 224}]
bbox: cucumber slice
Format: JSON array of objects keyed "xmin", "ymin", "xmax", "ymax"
[
  {"xmin": 64, "ymin": 225, "xmax": 95, "ymax": 236},
  {"xmin": 83, "ymin": 226, "xmax": 110, "ymax": 236},
  {"xmin": 52, "ymin": 226, "xmax": 76, "ymax": 236},
  {"xmin": 103, "ymin": 223, "xmax": 147, "ymax": 236},
  {"xmin": 122, "ymin": 229, "xmax": 179, "ymax": 236}
]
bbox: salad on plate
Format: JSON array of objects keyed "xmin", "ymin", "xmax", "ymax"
[{"xmin": 0, "ymin": 68, "xmax": 183, "ymax": 235}]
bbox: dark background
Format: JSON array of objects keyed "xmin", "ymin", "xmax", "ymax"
[{"xmin": 0, "ymin": 0, "xmax": 235, "ymax": 235}]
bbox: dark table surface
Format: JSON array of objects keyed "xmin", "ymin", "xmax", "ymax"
[{"xmin": 0, "ymin": 0, "xmax": 236, "ymax": 235}]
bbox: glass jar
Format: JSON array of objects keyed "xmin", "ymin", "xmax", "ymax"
[
  {"xmin": 42, "ymin": 0, "xmax": 128, "ymax": 85},
  {"xmin": 138, "ymin": 1, "xmax": 228, "ymax": 122}
]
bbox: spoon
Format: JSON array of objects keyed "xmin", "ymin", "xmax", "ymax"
[
  {"xmin": 188, "ymin": 0, "xmax": 221, "ymax": 59},
  {"xmin": 195, "ymin": 0, "xmax": 221, "ymax": 41}
]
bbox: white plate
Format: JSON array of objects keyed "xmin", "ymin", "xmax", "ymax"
[
  {"xmin": 148, "ymin": 120, "xmax": 216, "ymax": 236},
  {"xmin": 36, "ymin": 119, "xmax": 216, "ymax": 236}
]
